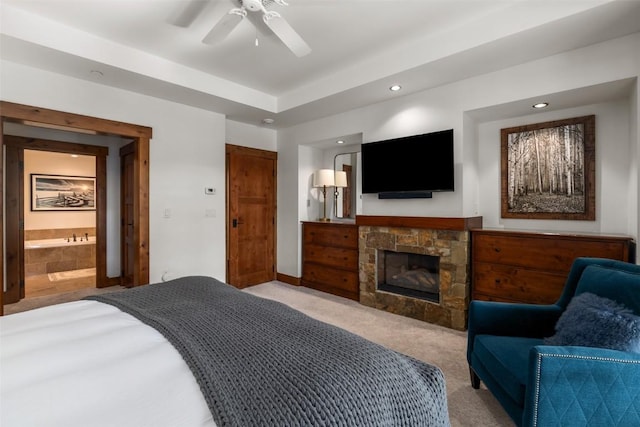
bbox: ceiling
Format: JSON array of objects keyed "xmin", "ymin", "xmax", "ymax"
[{"xmin": 1, "ymin": 0, "xmax": 640, "ymax": 129}]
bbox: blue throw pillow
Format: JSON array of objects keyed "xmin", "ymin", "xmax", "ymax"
[{"xmin": 545, "ymin": 292, "xmax": 640, "ymax": 353}]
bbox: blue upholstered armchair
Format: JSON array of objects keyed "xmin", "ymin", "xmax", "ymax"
[{"xmin": 467, "ymin": 257, "xmax": 640, "ymax": 427}]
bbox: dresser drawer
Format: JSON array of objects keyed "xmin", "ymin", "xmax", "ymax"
[
  {"xmin": 304, "ymin": 243, "xmax": 358, "ymax": 270},
  {"xmin": 473, "ymin": 262, "xmax": 565, "ymax": 304},
  {"xmin": 472, "ymin": 233, "xmax": 629, "ymax": 272},
  {"xmin": 301, "ymin": 221, "xmax": 359, "ymax": 301},
  {"xmin": 471, "ymin": 229, "xmax": 634, "ymax": 305},
  {"xmin": 302, "ymin": 263, "xmax": 359, "ymax": 294},
  {"xmin": 303, "ymin": 223, "xmax": 358, "ymax": 249}
]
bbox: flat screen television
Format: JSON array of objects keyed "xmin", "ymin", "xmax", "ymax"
[{"xmin": 361, "ymin": 129, "xmax": 454, "ymax": 198}]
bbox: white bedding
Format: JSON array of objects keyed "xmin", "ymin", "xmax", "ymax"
[{"xmin": 0, "ymin": 300, "xmax": 216, "ymax": 427}]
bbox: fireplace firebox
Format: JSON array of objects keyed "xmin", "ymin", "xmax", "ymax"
[{"xmin": 377, "ymin": 250, "xmax": 439, "ymax": 303}]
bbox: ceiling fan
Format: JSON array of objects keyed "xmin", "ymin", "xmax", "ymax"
[{"xmin": 191, "ymin": 0, "xmax": 311, "ymax": 57}]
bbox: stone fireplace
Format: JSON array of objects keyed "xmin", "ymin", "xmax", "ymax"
[{"xmin": 358, "ymin": 216, "xmax": 481, "ymax": 331}]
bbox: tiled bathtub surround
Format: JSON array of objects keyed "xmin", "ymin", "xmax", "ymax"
[
  {"xmin": 25, "ymin": 227, "xmax": 95, "ymax": 241},
  {"xmin": 25, "ymin": 228, "xmax": 96, "ymax": 276},
  {"xmin": 358, "ymin": 217, "xmax": 480, "ymax": 331}
]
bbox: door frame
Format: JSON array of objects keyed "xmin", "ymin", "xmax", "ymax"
[
  {"xmin": 0, "ymin": 101, "xmax": 152, "ymax": 315},
  {"xmin": 4, "ymin": 136, "xmax": 108, "ymax": 304},
  {"xmin": 120, "ymin": 142, "xmax": 136, "ymax": 286}
]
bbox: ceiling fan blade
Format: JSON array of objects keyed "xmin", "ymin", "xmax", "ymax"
[
  {"xmin": 202, "ymin": 9, "xmax": 245, "ymax": 44},
  {"xmin": 263, "ymin": 14, "xmax": 311, "ymax": 57},
  {"xmin": 172, "ymin": 0, "xmax": 209, "ymax": 27}
]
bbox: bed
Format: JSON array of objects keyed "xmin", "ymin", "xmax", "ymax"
[{"xmin": 1, "ymin": 276, "xmax": 450, "ymax": 426}]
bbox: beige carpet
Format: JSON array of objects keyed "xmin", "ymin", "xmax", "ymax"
[
  {"xmin": 3, "ymin": 280, "xmax": 514, "ymax": 426},
  {"xmin": 245, "ymin": 282, "xmax": 514, "ymax": 427}
]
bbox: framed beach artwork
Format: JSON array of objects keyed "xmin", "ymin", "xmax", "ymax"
[
  {"xmin": 501, "ymin": 115, "xmax": 595, "ymax": 220},
  {"xmin": 31, "ymin": 174, "xmax": 96, "ymax": 211}
]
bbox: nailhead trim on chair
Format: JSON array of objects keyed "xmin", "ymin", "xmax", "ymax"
[{"xmin": 532, "ymin": 352, "xmax": 640, "ymax": 427}]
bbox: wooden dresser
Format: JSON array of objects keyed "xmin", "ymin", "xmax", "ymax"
[
  {"xmin": 301, "ymin": 221, "xmax": 359, "ymax": 301},
  {"xmin": 471, "ymin": 229, "xmax": 635, "ymax": 304}
]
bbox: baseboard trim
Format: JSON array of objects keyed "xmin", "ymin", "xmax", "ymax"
[
  {"xmin": 100, "ymin": 276, "xmax": 122, "ymax": 288},
  {"xmin": 276, "ymin": 273, "xmax": 301, "ymax": 286}
]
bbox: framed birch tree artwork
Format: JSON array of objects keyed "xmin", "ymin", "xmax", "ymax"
[{"xmin": 501, "ymin": 115, "xmax": 595, "ymax": 220}]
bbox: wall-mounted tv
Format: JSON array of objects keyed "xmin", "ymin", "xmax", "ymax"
[{"xmin": 361, "ymin": 129, "xmax": 454, "ymax": 198}]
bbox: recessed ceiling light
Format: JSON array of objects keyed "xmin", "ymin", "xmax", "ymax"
[
  {"xmin": 262, "ymin": 118, "xmax": 274, "ymax": 124},
  {"xmin": 533, "ymin": 102, "xmax": 549, "ymax": 109},
  {"xmin": 71, "ymin": 154, "xmax": 79, "ymax": 158},
  {"xmin": 336, "ymin": 140, "xmax": 345, "ymax": 144},
  {"xmin": 90, "ymin": 70, "xmax": 103, "ymax": 78},
  {"xmin": 389, "ymin": 84, "xmax": 402, "ymax": 92}
]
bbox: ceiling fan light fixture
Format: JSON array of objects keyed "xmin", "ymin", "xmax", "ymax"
[
  {"xmin": 241, "ymin": 0, "xmax": 264, "ymax": 12},
  {"xmin": 200, "ymin": 0, "xmax": 311, "ymax": 57}
]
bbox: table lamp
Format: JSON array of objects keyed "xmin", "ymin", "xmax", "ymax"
[{"xmin": 313, "ymin": 169, "xmax": 335, "ymax": 221}]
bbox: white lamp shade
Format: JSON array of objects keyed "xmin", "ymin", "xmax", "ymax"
[
  {"xmin": 313, "ymin": 169, "xmax": 335, "ymax": 187},
  {"xmin": 335, "ymin": 171, "xmax": 348, "ymax": 188}
]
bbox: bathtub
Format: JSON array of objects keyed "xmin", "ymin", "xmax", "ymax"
[{"xmin": 24, "ymin": 237, "xmax": 96, "ymax": 249}]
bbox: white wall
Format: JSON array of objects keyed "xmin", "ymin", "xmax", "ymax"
[
  {"xmin": 3, "ymin": 33, "xmax": 638, "ymax": 284},
  {"xmin": 476, "ymin": 99, "xmax": 632, "ymax": 234},
  {"xmin": 631, "ymin": 80, "xmax": 640, "ymax": 247},
  {"xmin": 1, "ymin": 61, "xmax": 234, "ymax": 283},
  {"xmin": 23, "ymin": 150, "xmax": 96, "ymax": 230},
  {"xmin": 226, "ymin": 120, "xmax": 277, "ymax": 152},
  {"xmin": 276, "ymin": 138, "xmax": 303, "ymax": 277},
  {"xmin": 278, "ymin": 33, "xmax": 640, "ymax": 277}
]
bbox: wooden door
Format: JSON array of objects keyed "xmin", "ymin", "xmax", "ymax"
[
  {"xmin": 4, "ymin": 142, "xmax": 24, "ymax": 304},
  {"xmin": 120, "ymin": 143, "xmax": 135, "ymax": 287},
  {"xmin": 226, "ymin": 144, "xmax": 277, "ymax": 288}
]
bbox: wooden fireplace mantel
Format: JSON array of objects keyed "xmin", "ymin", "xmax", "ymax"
[{"xmin": 355, "ymin": 215, "xmax": 482, "ymax": 231}]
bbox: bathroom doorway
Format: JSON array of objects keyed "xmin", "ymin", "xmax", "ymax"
[
  {"xmin": 3, "ymin": 136, "xmax": 107, "ymax": 304},
  {"xmin": 1, "ymin": 101, "xmax": 152, "ymax": 314},
  {"xmin": 23, "ymin": 149, "xmax": 98, "ymax": 299}
]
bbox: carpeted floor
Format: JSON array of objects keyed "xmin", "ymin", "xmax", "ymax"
[
  {"xmin": 245, "ymin": 282, "xmax": 514, "ymax": 427},
  {"xmin": 3, "ymin": 280, "xmax": 514, "ymax": 426}
]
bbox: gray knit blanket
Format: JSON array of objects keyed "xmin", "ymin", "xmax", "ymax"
[{"xmin": 86, "ymin": 276, "xmax": 450, "ymax": 427}]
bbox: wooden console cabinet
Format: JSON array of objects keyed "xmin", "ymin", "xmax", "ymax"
[
  {"xmin": 301, "ymin": 221, "xmax": 359, "ymax": 300},
  {"xmin": 471, "ymin": 229, "xmax": 635, "ymax": 304}
]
